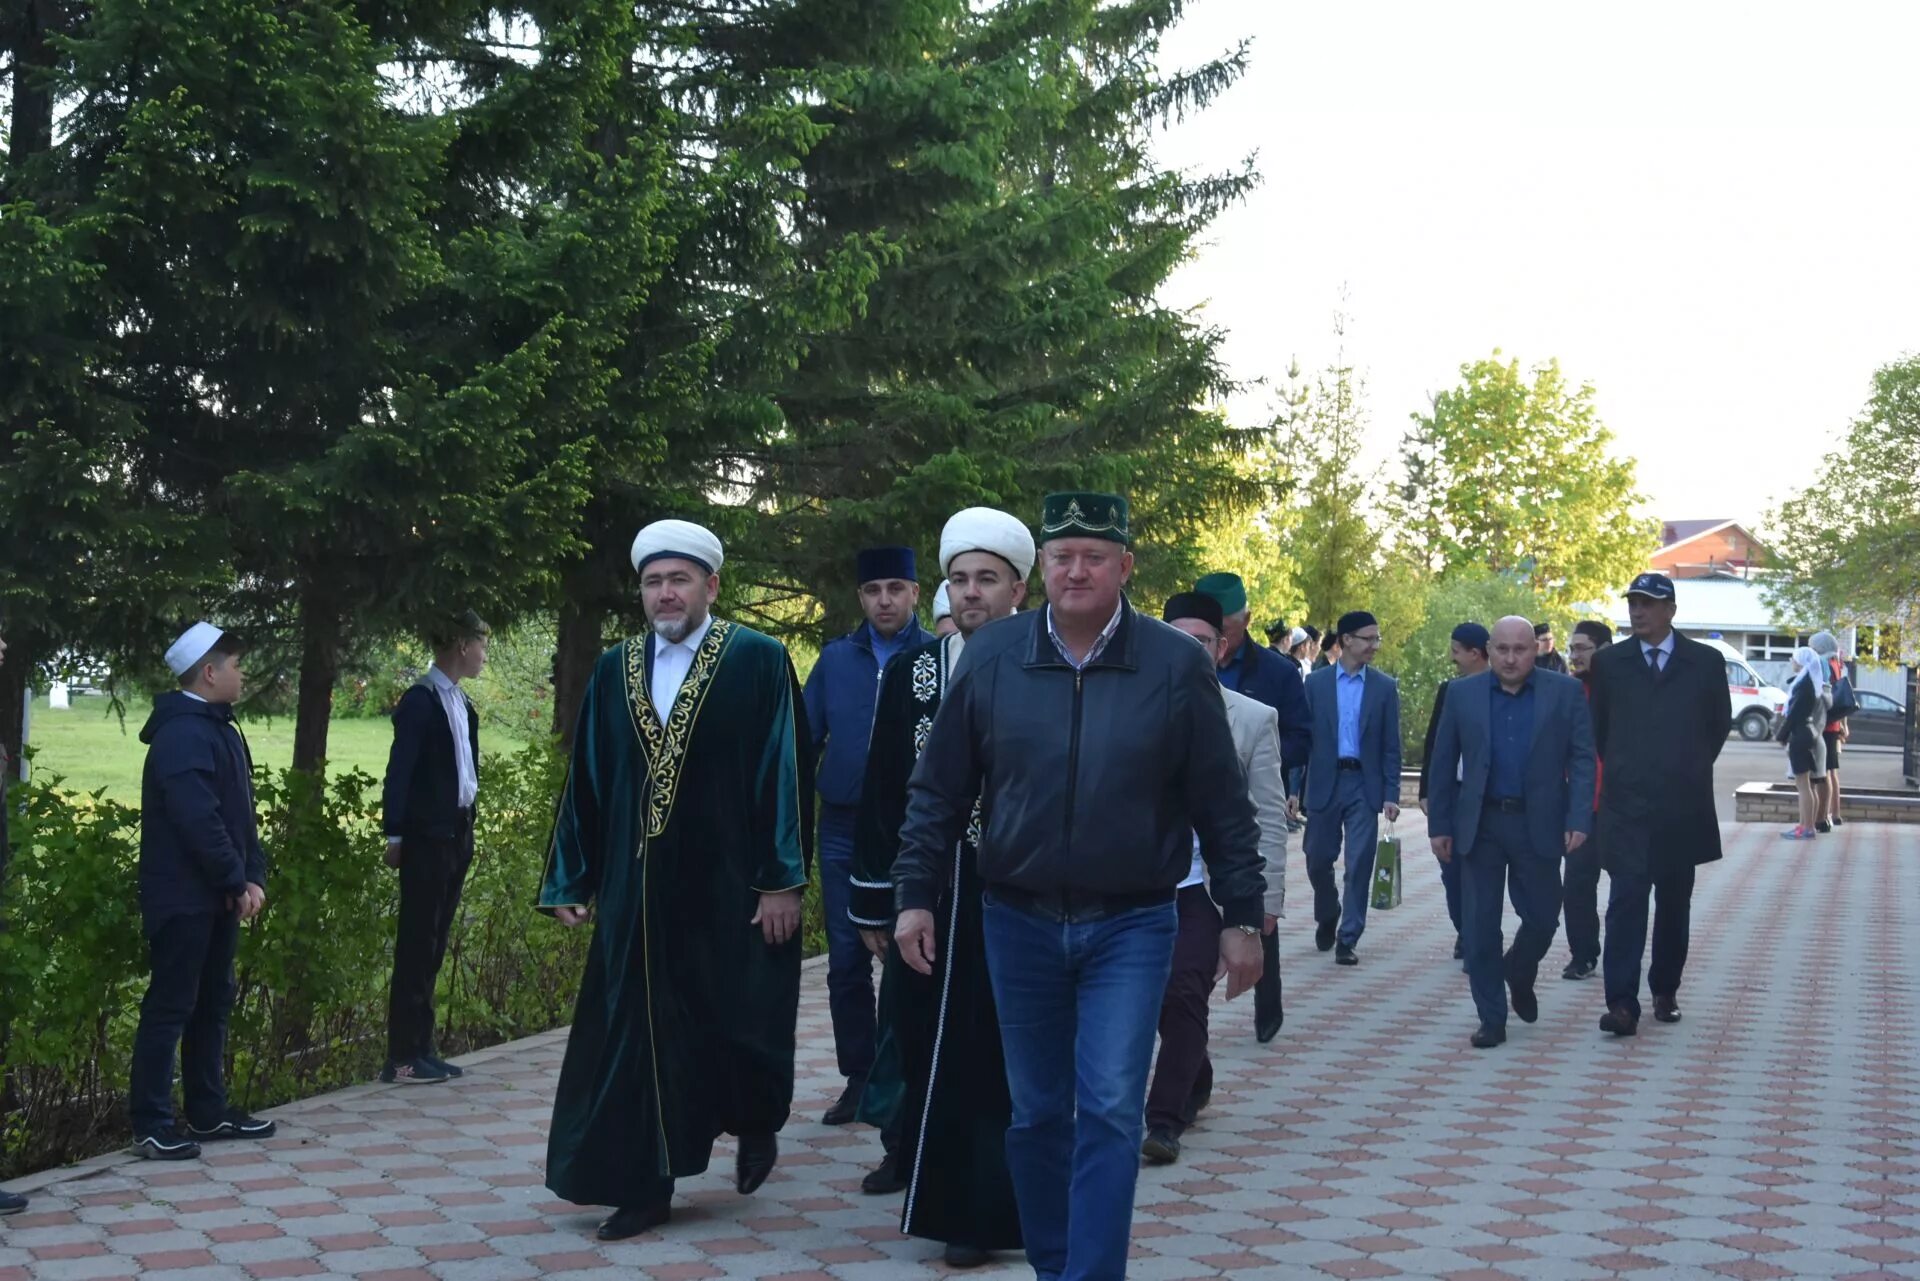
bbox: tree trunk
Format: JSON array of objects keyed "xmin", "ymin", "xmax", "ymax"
[
  {"xmin": 551, "ymin": 588, "xmax": 605, "ymax": 746},
  {"xmin": 291, "ymin": 586, "xmax": 341, "ymax": 774},
  {"xmin": 5, "ymin": 0, "xmax": 59, "ymax": 176},
  {"xmin": 0, "ymin": 625, "xmax": 32, "ymax": 883}
]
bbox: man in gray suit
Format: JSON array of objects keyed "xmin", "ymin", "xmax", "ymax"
[
  {"xmin": 1427, "ymin": 617, "xmax": 1597, "ymax": 1048},
  {"xmin": 1299, "ymin": 610, "xmax": 1401, "ymax": 966}
]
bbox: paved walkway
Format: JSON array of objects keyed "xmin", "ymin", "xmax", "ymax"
[{"xmin": 4, "ymin": 822, "xmax": 1918, "ymax": 1280}]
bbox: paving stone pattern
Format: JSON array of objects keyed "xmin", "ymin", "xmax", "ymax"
[{"xmin": 3, "ymin": 823, "xmax": 1917, "ymax": 1279}]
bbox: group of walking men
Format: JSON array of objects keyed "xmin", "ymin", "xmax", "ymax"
[{"xmin": 60, "ymin": 493, "xmax": 1733, "ymax": 1281}]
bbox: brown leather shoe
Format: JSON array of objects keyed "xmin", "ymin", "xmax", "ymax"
[
  {"xmin": 1598, "ymin": 1001, "xmax": 1638, "ymax": 1037},
  {"xmin": 1653, "ymin": 994, "xmax": 1682, "ymax": 1024}
]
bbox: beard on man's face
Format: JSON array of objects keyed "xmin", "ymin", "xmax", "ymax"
[{"xmin": 652, "ymin": 616, "xmax": 694, "ymax": 644}]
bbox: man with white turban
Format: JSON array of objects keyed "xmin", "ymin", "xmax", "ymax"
[
  {"xmin": 847, "ymin": 506, "xmax": 1032, "ymax": 1269},
  {"xmin": 539, "ymin": 519, "xmax": 813, "ymax": 1241}
]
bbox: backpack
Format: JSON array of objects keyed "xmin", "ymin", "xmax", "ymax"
[{"xmin": 1828, "ymin": 668, "xmax": 1860, "ymax": 719}]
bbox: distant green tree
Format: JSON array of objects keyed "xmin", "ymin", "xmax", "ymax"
[
  {"xmin": 1765, "ymin": 354, "xmax": 1920, "ymax": 651},
  {"xmin": 1401, "ymin": 353, "xmax": 1657, "ymax": 613}
]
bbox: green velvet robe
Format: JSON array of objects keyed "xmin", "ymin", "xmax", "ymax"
[{"xmin": 538, "ymin": 621, "xmax": 812, "ymax": 1207}]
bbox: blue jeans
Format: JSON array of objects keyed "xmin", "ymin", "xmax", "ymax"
[
  {"xmin": 1304, "ymin": 772, "xmax": 1379, "ymax": 946},
  {"xmin": 982, "ymin": 893, "xmax": 1178, "ymax": 1281},
  {"xmin": 817, "ymin": 805, "xmax": 875, "ymax": 1080}
]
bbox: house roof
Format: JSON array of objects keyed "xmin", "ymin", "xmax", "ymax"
[
  {"xmin": 1661, "ymin": 518, "xmax": 1732, "ymax": 546},
  {"xmin": 1605, "ymin": 575, "xmax": 1789, "ymax": 633}
]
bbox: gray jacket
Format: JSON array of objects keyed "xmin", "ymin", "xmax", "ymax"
[{"xmin": 891, "ymin": 602, "xmax": 1267, "ymax": 929}]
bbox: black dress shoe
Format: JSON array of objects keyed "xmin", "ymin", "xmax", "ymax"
[
  {"xmin": 1315, "ymin": 920, "xmax": 1337, "ymax": 952},
  {"xmin": 1334, "ymin": 943, "xmax": 1357, "ymax": 966},
  {"xmin": 597, "ymin": 1202, "xmax": 670, "ymax": 1240},
  {"xmin": 1470, "ymin": 1024, "xmax": 1506, "ymax": 1049},
  {"xmin": 1509, "ymin": 980, "xmax": 1539, "ymax": 1024},
  {"xmin": 861, "ymin": 1149, "xmax": 907, "ymax": 1195},
  {"xmin": 1599, "ymin": 1003, "xmax": 1638, "ymax": 1037},
  {"xmin": 943, "ymin": 1243, "xmax": 991, "ymax": 1269},
  {"xmin": 1562, "ymin": 959, "xmax": 1598, "ymax": 981},
  {"xmin": 822, "ymin": 1074, "xmax": 865, "ymax": 1126},
  {"xmin": 1141, "ymin": 1127, "xmax": 1180, "ymax": 1165},
  {"xmin": 1653, "ymin": 994, "xmax": 1682, "ymax": 1024},
  {"xmin": 736, "ymin": 1133, "xmax": 777, "ymax": 1194}
]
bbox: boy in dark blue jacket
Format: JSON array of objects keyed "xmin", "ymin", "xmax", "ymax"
[{"xmin": 130, "ymin": 622, "xmax": 273, "ymax": 1159}]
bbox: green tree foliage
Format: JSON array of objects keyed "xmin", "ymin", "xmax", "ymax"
[
  {"xmin": 1765, "ymin": 354, "xmax": 1920, "ymax": 651},
  {"xmin": 1400, "ymin": 352, "xmax": 1658, "ymax": 614},
  {"xmin": 1281, "ymin": 353, "xmax": 1391, "ymax": 632},
  {"xmin": 748, "ymin": 0, "xmax": 1263, "ymax": 634},
  {"xmin": 1387, "ymin": 570, "xmax": 1546, "ymax": 762}
]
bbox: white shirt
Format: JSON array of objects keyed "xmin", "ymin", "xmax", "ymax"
[
  {"xmin": 651, "ymin": 617, "xmax": 713, "ymax": 726},
  {"xmin": 427, "ymin": 666, "xmax": 478, "ymax": 810},
  {"xmin": 1179, "ymin": 833, "xmax": 1205, "ymax": 890},
  {"xmin": 1639, "ymin": 632, "xmax": 1677, "ymax": 672}
]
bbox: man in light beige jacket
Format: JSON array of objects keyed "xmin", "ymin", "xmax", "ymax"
[{"xmin": 1144, "ymin": 593, "xmax": 1289, "ymax": 1164}]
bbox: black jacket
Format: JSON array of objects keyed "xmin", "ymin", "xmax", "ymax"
[
  {"xmin": 1589, "ymin": 634, "xmax": 1732, "ymax": 876},
  {"xmin": 382, "ymin": 679, "xmax": 481, "ymax": 840},
  {"xmin": 1219, "ymin": 638, "xmax": 1312, "ymax": 774},
  {"xmin": 1418, "ymin": 678, "xmax": 1452, "ymax": 801},
  {"xmin": 138, "ymin": 692, "xmax": 267, "ymax": 931},
  {"xmin": 891, "ymin": 603, "xmax": 1266, "ymax": 928}
]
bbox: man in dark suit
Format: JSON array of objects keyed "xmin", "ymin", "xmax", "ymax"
[
  {"xmin": 1589, "ymin": 574, "xmax": 1732, "ymax": 1036},
  {"xmin": 1299, "ymin": 610, "xmax": 1401, "ymax": 966},
  {"xmin": 381, "ymin": 609, "xmax": 489, "ymax": 1084},
  {"xmin": 1417, "ymin": 621, "xmax": 1490, "ymax": 960},
  {"xmin": 1428, "ymin": 617, "xmax": 1596, "ymax": 1048}
]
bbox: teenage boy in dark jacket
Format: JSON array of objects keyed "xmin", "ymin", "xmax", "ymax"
[
  {"xmin": 130, "ymin": 623, "xmax": 272, "ymax": 1159},
  {"xmin": 381, "ymin": 610, "xmax": 489, "ymax": 1084}
]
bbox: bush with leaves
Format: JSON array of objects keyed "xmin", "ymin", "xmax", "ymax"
[{"xmin": 0, "ymin": 743, "xmax": 592, "ymax": 1178}]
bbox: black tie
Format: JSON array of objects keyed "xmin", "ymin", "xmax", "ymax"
[{"xmin": 1648, "ymin": 648, "xmax": 1663, "ymax": 673}]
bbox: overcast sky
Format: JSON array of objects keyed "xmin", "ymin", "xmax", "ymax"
[{"xmin": 1155, "ymin": 1, "xmax": 1920, "ymax": 525}]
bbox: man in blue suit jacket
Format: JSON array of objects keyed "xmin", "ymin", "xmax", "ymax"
[
  {"xmin": 1300, "ymin": 611, "xmax": 1401, "ymax": 965},
  {"xmin": 1428, "ymin": 617, "xmax": 1596, "ymax": 1048}
]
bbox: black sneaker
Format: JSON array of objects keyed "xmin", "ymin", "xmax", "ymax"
[
  {"xmin": 0, "ymin": 1189, "xmax": 26, "ymax": 1215},
  {"xmin": 134, "ymin": 1128, "xmax": 202, "ymax": 1161},
  {"xmin": 423, "ymin": 1054, "xmax": 465, "ymax": 1079},
  {"xmin": 189, "ymin": 1112, "xmax": 277, "ymax": 1142},
  {"xmin": 379, "ymin": 1057, "xmax": 450, "ymax": 1085},
  {"xmin": 1562, "ymin": 959, "xmax": 1598, "ymax": 981},
  {"xmin": 861, "ymin": 1150, "xmax": 908, "ymax": 1195},
  {"xmin": 1814, "ymin": 820, "xmax": 1832, "ymax": 834}
]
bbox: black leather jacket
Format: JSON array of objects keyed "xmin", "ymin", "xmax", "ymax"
[{"xmin": 891, "ymin": 602, "xmax": 1266, "ymax": 928}]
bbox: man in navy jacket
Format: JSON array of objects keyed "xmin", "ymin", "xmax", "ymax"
[
  {"xmin": 130, "ymin": 623, "xmax": 272, "ymax": 1160},
  {"xmin": 1427, "ymin": 617, "xmax": 1595, "ymax": 1048},
  {"xmin": 381, "ymin": 610, "xmax": 490, "ymax": 1085},
  {"xmin": 803, "ymin": 546, "xmax": 930, "ymax": 1124}
]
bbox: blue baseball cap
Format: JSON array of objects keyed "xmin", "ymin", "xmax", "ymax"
[{"xmin": 1626, "ymin": 572, "xmax": 1675, "ymax": 600}]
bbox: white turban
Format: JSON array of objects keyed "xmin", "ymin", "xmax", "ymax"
[
  {"xmin": 932, "ymin": 581, "xmax": 952, "ymax": 621},
  {"xmin": 164, "ymin": 622, "xmax": 226, "ymax": 676},
  {"xmin": 939, "ymin": 507, "xmax": 1036, "ymax": 579},
  {"xmin": 630, "ymin": 520, "xmax": 724, "ymax": 576}
]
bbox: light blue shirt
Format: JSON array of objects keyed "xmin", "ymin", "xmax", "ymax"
[{"xmin": 1335, "ymin": 665, "xmax": 1367, "ymax": 759}]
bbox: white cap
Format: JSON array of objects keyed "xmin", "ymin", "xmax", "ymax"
[
  {"xmin": 165, "ymin": 622, "xmax": 226, "ymax": 677},
  {"xmin": 939, "ymin": 507, "xmax": 1036, "ymax": 580},
  {"xmin": 630, "ymin": 520, "xmax": 724, "ymax": 575},
  {"xmin": 932, "ymin": 581, "xmax": 952, "ymax": 621}
]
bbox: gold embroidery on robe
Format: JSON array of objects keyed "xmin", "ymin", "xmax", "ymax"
[{"xmin": 624, "ymin": 621, "xmax": 736, "ymax": 838}]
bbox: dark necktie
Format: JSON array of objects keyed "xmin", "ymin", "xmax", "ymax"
[{"xmin": 1647, "ymin": 647, "xmax": 1663, "ymax": 673}]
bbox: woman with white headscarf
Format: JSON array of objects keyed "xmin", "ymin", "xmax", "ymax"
[{"xmin": 1779, "ymin": 645, "xmax": 1827, "ymax": 839}]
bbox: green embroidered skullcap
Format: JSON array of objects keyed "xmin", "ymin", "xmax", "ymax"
[
  {"xmin": 1194, "ymin": 572, "xmax": 1248, "ymax": 617},
  {"xmin": 1038, "ymin": 492, "xmax": 1130, "ymax": 546}
]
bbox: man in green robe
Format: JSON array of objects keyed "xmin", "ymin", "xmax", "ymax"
[{"xmin": 539, "ymin": 519, "xmax": 812, "ymax": 1242}]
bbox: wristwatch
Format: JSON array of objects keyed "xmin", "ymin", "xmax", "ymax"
[{"xmin": 1232, "ymin": 924, "xmax": 1259, "ymax": 938}]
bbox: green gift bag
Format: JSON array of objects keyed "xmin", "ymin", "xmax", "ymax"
[{"xmin": 1370, "ymin": 821, "xmax": 1403, "ymax": 910}]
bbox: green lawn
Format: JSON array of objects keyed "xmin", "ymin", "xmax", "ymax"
[{"xmin": 22, "ymin": 695, "xmax": 399, "ymax": 803}]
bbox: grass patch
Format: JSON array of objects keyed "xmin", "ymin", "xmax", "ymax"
[{"xmin": 23, "ymin": 696, "xmax": 405, "ymax": 803}]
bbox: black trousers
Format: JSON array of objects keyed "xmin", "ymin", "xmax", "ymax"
[
  {"xmin": 1144, "ymin": 885, "xmax": 1222, "ymax": 1133},
  {"xmin": 129, "ymin": 910, "xmax": 240, "ymax": 1136},
  {"xmin": 1563, "ymin": 818, "xmax": 1603, "ymax": 967},
  {"xmin": 387, "ymin": 813, "xmax": 475, "ymax": 1063},
  {"xmin": 1602, "ymin": 859, "xmax": 1695, "ymax": 1020}
]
